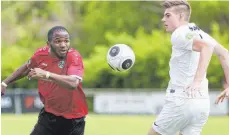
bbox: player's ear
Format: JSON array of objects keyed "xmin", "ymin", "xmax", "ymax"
[
  {"xmin": 180, "ymin": 13, "xmax": 185, "ymax": 21},
  {"xmin": 179, "ymin": 13, "xmax": 182, "ymax": 20}
]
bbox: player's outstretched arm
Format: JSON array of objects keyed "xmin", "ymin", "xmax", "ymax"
[
  {"xmin": 185, "ymin": 39, "xmax": 215, "ymax": 98},
  {"xmin": 213, "ymin": 44, "xmax": 229, "ymax": 103},
  {"xmin": 27, "ymin": 68, "xmax": 80, "ymax": 90},
  {"xmin": 1, "ymin": 63, "xmax": 31, "ymax": 95},
  {"xmin": 192, "ymin": 40, "xmax": 215, "ymax": 82},
  {"xmin": 48, "ymin": 72, "xmax": 80, "ymax": 90},
  {"xmin": 213, "ymin": 44, "xmax": 229, "ymax": 87}
]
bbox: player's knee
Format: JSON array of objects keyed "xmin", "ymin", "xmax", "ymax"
[{"xmin": 147, "ymin": 128, "xmax": 161, "ymax": 135}]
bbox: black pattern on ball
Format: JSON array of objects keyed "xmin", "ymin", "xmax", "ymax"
[
  {"xmin": 108, "ymin": 63, "xmax": 115, "ymax": 70},
  {"xmin": 122, "ymin": 59, "xmax": 133, "ymax": 69},
  {"xmin": 109, "ymin": 46, "xmax": 120, "ymax": 57}
]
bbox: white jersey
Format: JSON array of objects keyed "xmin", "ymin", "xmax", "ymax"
[
  {"xmin": 167, "ymin": 23, "xmax": 217, "ymax": 97},
  {"xmin": 153, "ymin": 23, "xmax": 213, "ymax": 135}
]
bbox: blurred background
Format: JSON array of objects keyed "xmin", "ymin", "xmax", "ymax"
[{"xmin": 1, "ymin": 1, "xmax": 229, "ymax": 135}]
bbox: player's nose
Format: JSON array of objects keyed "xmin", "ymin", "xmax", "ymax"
[
  {"xmin": 161, "ymin": 17, "xmax": 165, "ymax": 22},
  {"xmin": 60, "ymin": 41, "xmax": 66, "ymax": 47}
]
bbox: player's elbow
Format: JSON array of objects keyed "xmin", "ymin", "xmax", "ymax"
[
  {"xmin": 193, "ymin": 40, "xmax": 205, "ymax": 52},
  {"xmin": 214, "ymin": 44, "xmax": 229, "ymax": 57},
  {"xmin": 68, "ymin": 82, "xmax": 78, "ymax": 90},
  {"xmin": 68, "ymin": 79, "xmax": 80, "ymax": 90},
  {"xmin": 193, "ymin": 40, "xmax": 214, "ymax": 52},
  {"xmin": 69, "ymin": 86, "xmax": 77, "ymax": 90},
  {"xmin": 220, "ymin": 47, "xmax": 229, "ymax": 56}
]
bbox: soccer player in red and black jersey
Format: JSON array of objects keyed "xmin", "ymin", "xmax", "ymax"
[{"xmin": 1, "ymin": 26, "xmax": 88, "ymax": 135}]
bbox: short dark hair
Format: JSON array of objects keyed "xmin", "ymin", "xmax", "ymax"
[{"xmin": 47, "ymin": 26, "xmax": 69, "ymax": 42}]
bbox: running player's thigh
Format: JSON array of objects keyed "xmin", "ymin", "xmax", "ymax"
[
  {"xmin": 180, "ymin": 125, "xmax": 205, "ymax": 135},
  {"xmin": 30, "ymin": 109, "xmax": 59, "ymax": 135},
  {"xmin": 70, "ymin": 117, "xmax": 86, "ymax": 135},
  {"xmin": 180, "ymin": 99, "xmax": 210, "ymax": 135},
  {"xmin": 58, "ymin": 117, "xmax": 86, "ymax": 135},
  {"xmin": 147, "ymin": 127, "xmax": 161, "ymax": 135},
  {"xmin": 152, "ymin": 100, "xmax": 186, "ymax": 135},
  {"xmin": 30, "ymin": 122, "xmax": 54, "ymax": 135}
]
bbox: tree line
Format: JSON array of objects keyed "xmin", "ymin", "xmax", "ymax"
[{"xmin": 2, "ymin": 1, "xmax": 229, "ymax": 90}]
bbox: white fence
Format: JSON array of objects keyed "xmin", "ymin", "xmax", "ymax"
[
  {"xmin": 94, "ymin": 91, "xmax": 229, "ymax": 115},
  {"xmin": 1, "ymin": 89, "xmax": 228, "ymax": 116}
]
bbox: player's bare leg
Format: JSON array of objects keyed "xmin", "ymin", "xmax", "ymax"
[{"xmin": 147, "ymin": 128, "xmax": 160, "ymax": 135}]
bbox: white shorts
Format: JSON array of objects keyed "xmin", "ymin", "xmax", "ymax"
[{"xmin": 152, "ymin": 97, "xmax": 210, "ymax": 135}]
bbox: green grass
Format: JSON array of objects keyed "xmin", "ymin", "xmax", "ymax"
[{"xmin": 1, "ymin": 114, "xmax": 229, "ymax": 135}]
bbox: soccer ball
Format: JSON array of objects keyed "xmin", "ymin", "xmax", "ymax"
[{"xmin": 107, "ymin": 44, "xmax": 135, "ymax": 71}]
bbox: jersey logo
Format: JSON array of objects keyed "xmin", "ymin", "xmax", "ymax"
[
  {"xmin": 189, "ymin": 25, "xmax": 200, "ymax": 31},
  {"xmin": 185, "ymin": 33, "xmax": 195, "ymax": 40},
  {"xmin": 58, "ymin": 60, "xmax": 65, "ymax": 68}
]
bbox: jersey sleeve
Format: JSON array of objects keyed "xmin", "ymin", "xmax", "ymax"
[
  {"xmin": 201, "ymin": 32, "xmax": 218, "ymax": 48},
  {"xmin": 27, "ymin": 46, "xmax": 49, "ymax": 69},
  {"xmin": 27, "ymin": 53, "xmax": 38, "ymax": 70},
  {"xmin": 67, "ymin": 52, "xmax": 84, "ymax": 81},
  {"xmin": 171, "ymin": 27, "xmax": 201, "ymax": 51}
]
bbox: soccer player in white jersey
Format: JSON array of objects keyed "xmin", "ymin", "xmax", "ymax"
[{"xmin": 147, "ymin": 1, "xmax": 229, "ymax": 135}]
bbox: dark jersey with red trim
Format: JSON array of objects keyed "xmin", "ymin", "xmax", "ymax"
[{"xmin": 27, "ymin": 46, "xmax": 88, "ymax": 119}]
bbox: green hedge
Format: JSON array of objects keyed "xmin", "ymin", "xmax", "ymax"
[
  {"xmin": 83, "ymin": 25, "xmax": 229, "ymax": 89},
  {"xmin": 2, "ymin": 1, "xmax": 229, "ymax": 90}
]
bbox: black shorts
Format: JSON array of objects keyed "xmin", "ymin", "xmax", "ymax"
[{"xmin": 30, "ymin": 108, "xmax": 86, "ymax": 135}]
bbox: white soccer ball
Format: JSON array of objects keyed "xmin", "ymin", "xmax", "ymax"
[{"xmin": 107, "ymin": 44, "xmax": 135, "ymax": 71}]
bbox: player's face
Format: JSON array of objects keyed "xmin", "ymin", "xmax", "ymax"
[
  {"xmin": 49, "ymin": 31, "xmax": 70, "ymax": 59},
  {"xmin": 162, "ymin": 8, "xmax": 180, "ymax": 32}
]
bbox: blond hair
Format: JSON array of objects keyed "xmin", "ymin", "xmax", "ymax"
[{"xmin": 162, "ymin": 0, "xmax": 191, "ymax": 21}]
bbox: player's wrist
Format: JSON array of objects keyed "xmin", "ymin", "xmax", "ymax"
[
  {"xmin": 193, "ymin": 79, "xmax": 202, "ymax": 84},
  {"xmin": 45, "ymin": 71, "xmax": 50, "ymax": 79},
  {"xmin": 223, "ymin": 83, "xmax": 229, "ymax": 89}
]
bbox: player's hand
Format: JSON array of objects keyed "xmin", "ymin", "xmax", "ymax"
[
  {"xmin": 184, "ymin": 81, "xmax": 202, "ymax": 98},
  {"xmin": 1, "ymin": 83, "xmax": 6, "ymax": 96},
  {"xmin": 28, "ymin": 68, "xmax": 46, "ymax": 80},
  {"xmin": 215, "ymin": 87, "xmax": 229, "ymax": 104}
]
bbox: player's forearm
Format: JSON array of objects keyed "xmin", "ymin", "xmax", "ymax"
[
  {"xmin": 223, "ymin": 76, "xmax": 229, "ymax": 89},
  {"xmin": 220, "ymin": 58, "xmax": 229, "ymax": 86},
  {"xmin": 49, "ymin": 73, "xmax": 79, "ymax": 90},
  {"xmin": 194, "ymin": 46, "xmax": 214, "ymax": 83},
  {"xmin": 215, "ymin": 46, "xmax": 229, "ymax": 85},
  {"xmin": 3, "ymin": 63, "xmax": 30, "ymax": 85}
]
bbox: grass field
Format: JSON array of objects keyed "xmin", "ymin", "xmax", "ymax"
[{"xmin": 1, "ymin": 113, "xmax": 229, "ymax": 135}]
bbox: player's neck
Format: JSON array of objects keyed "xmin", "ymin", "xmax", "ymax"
[
  {"xmin": 49, "ymin": 48, "xmax": 63, "ymax": 59},
  {"xmin": 48, "ymin": 48, "xmax": 56, "ymax": 58},
  {"xmin": 50, "ymin": 52, "xmax": 58, "ymax": 58},
  {"xmin": 178, "ymin": 21, "xmax": 189, "ymax": 28},
  {"xmin": 172, "ymin": 21, "xmax": 189, "ymax": 32}
]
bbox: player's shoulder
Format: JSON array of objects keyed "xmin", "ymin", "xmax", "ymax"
[
  {"xmin": 171, "ymin": 23, "xmax": 202, "ymax": 43},
  {"xmin": 67, "ymin": 48, "xmax": 82, "ymax": 58},
  {"xmin": 33, "ymin": 46, "xmax": 49, "ymax": 56},
  {"xmin": 172, "ymin": 23, "xmax": 195, "ymax": 37},
  {"xmin": 67, "ymin": 48, "xmax": 83, "ymax": 65}
]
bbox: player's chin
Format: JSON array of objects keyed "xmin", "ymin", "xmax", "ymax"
[
  {"xmin": 60, "ymin": 50, "xmax": 68, "ymax": 55},
  {"xmin": 165, "ymin": 28, "xmax": 173, "ymax": 33},
  {"xmin": 164, "ymin": 27, "xmax": 169, "ymax": 32},
  {"xmin": 58, "ymin": 52, "xmax": 67, "ymax": 59}
]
